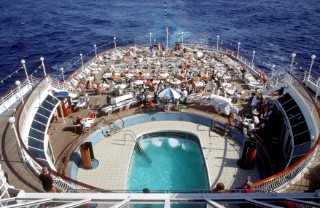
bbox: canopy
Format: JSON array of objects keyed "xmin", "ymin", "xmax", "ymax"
[
  {"xmin": 158, "ymin": 88, "xmax": 181, "ymax": 100},
  {"xmin": 55, "ymin": 91, "xmax": 69, "ymax": 99}
]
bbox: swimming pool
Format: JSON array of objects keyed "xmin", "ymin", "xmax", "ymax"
[{"xmin": 127, "ymin": 131, "xmax": 209, "ymax": 192}]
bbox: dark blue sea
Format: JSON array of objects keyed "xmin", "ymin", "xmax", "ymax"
[{"xmin": 0, "ymin": 0, "xmax": 320, "ymax": 94}]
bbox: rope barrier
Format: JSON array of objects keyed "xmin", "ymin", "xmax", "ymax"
[
  {"xmin": 0, "ymin": 34, "xmax": 318, "ymax": 86},
  {"xmin": 0, "ymin": 67, "xmax": 23, "ymax": 83}
]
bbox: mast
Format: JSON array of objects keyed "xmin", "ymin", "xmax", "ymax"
[{"xmin": 164, "ymin": 0, "xmax": 168, "ymax": 50}]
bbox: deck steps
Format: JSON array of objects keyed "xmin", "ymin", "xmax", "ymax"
[
  {"xmin": 210, "ymin": 122, "xmax": 228, "ymax": 137},
  {"xmin": 109, "ymin": 126, "xmax": 122, "ymax": 135}
]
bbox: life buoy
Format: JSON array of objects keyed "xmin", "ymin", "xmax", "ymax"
[
  {"xmin": 258, "ymin": 72, "xmax": 262, "ymax": 78},
  {"xmin": 73, "ymin": 72, "xmax": 78, "ymax": 79}
]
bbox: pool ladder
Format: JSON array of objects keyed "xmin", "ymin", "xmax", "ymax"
[{"xmin": 124, "ymin": 130, "xmax": 152, "ymax": 163}]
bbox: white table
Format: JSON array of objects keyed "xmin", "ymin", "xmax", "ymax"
[
  {"xmin": 221, "ymin": 82, "xmax": 232, "ymax": 88},
  {"xmin": 226, "ymin": 89, "xmax": 236, "ymax": 96},
  {"xmin": 87, "ymin": 76, "xmax": 94, "ymax": 81},
  {"xmin": 152, "ymin": 80, "xmax": 160, "ymax": 84},
  {"xmin": 115, "ymin": 84, "xmax": 127, "ymax": 90},
  {"xmin": 134, "ymin": 80, "xmax": 144, "ymax": 85},
  {"xmin": 159, "ymin": 73, "xmax": 169, "ymax": 78},
  {"xmin": 252, "ymin": 109, "xmax": 259, "ymax": 115},
  {"xmin": 194, "ymin": 81, "xmax": 204, "ymax": 87},
  {"xmin": 170, "ymin": 80, "xmax": 182, "ymax": 85},
  {"xmin": 125, "ymin": 73, "xmax": 134, "ymax": 79},
  {"xmin": 103, "ymin": 72, "xmax": 120, "ymax": 78}
]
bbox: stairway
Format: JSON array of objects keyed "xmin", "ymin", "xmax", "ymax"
[
  {"xmin": 109, "ymin": 126, "xmax": 122, "ymax": 135},
  {"xmin": 210, "ymin": 122, "xmax": 228, "ymax": 137}
]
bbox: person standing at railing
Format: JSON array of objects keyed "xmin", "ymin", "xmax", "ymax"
[
  {"xmin": 212, "ymin": 182, "xmax": 225, "ymax": 193},
  {"xmin": 242, "ymin": 179, "xmax": 255, "ymax": 193},
  {"xmin": 39, "ymin": 167, "xmax": 56, "ymax": 193}
]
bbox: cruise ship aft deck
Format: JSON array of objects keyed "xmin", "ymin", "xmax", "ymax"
[{"xmin": 0, "ymin": 40, "xmax": 320, "ymax": 207}]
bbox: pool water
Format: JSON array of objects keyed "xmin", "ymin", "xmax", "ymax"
[{"xmin": 127, "ymin": 136, "xmax": 209, "ymax": 191}]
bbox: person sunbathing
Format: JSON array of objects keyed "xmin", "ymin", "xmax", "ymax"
[{"xmin": 87, "ymin": 111, "xmax": 96, "ymax": 119}]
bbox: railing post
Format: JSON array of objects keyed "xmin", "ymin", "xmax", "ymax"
[
  {"xmin": 237, "ymin": 42, "xmax": 241, "ymax": 58},
  {"xmin": 315, "ymin": 78, "xmax": 320, "ymax": 100},
  {"xmin": 308, "ymin": 55, "xmax": 316, "ymax": 81},
  {"xmin": 15, "ymin": 80, "xmax": 27, "ymax": 114},
  {"xmin": 216, "ymin": 35, "xmax": 219, "ymax": 51},
  {"xmin": 80, "ymin": 53, "xmax": 84, "ymax": 71},
  {"xmin": 8, "ymin": 116, "xmax": 26, "ymax": 162},
  {"xmin": 303, "ymin": 71, "xmax": 307, "ymax": 83},
  {"xmin": 21, "ymin": 59, "xmax": 31, "ymax": 85},
  {"xmin": 94, "ymin": 44, "xmax": 97, "ymax": 60},
  {"xmin": 251, "ymin": 51, "xmax": 255, "ymax": 69},
  {"xmin": 181, "ymin": 32, "xmax": 184, "ymax": 45},
  {"xmin": 289, "ymin": 53, "xmax": 296, "ymax": 83}
]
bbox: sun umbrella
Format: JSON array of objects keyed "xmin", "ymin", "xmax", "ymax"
[{"xmin": 158, "ymin": 88, "xmax": 181, "ymax": 100}]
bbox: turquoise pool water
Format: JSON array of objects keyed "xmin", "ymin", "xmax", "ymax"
[{"xmin": 127, "ymin": 134, "xmax": 209, "ymax": 191}]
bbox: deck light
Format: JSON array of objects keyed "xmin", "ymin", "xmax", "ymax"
[
  {"xmin": 40, "ymin": 57, "xmax": 46, "ymax": 76},
  {"xmin": 94, "ymin": 44, "xmax": 97, "ymax": 59},
  {"xmin": 308, "ymin": 55, "xmax": 316, "ymax": 80},
  {"xmin": 290, "ymin": 53, "xmax": 296, "ymax": 72},
  {"xmin": 181, "ymin": 32, "xmax": 184, "ymax": 44},
  {"xmin": 21, "ymin": 59, "xmax": 31, "ymax": 85},
  {"xmin": 15, "ymin": 80, "xmax": 26, "ymax": 112},
  {"xmin": 237, "ymin": 42, "xmax": 241, "ymax": 58},
  {"xmin": 60, "ymin": 68, "xmax": 65, "ymax": 83},
  {"xmin": 216, "ymin": 35, "xmax": 220, "ymax": 50},
  {"xmin": 8, "ymin": 116, "xmax": 25, "ymax": 161},
  {"xmin": 80, "ymin": 53, "xmax": 83, "ymax": 70}
]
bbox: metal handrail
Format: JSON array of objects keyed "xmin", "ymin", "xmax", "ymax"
[
  {"xmin": 8, "ymin": 42, "xmax": 320, "ymax": 193},
  {"xmin": 249, "ymin": 73, "xmax": 320, "ymax": 191}
]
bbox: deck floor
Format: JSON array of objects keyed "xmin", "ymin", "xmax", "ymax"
[
  {"xmin": 0, "ymin": 52, "xmax": 319, "ymax": 193},
  {"xmin": 76, "ymin": 120, "xmax": 260, "ymax": 190}
]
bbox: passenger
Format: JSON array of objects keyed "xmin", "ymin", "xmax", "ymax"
[
  {"xmin": 76, "ymin": 116, "xmax": 83, "ymax": 125},
  {"xmin": 106, "ymin": 94, "xmax": 112, "ymax": 105},
  {"xmin": 243, "ymin": 181, "xmax": 255, "ymax": 193},
  {"xmin": 97, "ymin": 83, "xmax": 102, "ymax": 92},
  {"xmin": 38, "ymin": 167, "xmax": 56, "ymax": 193},
  {"xmin": 243, "ymin": 126, "xmax": 248, "ymax": 136},
  {"xmin": 84, "ymin": 94, "xmax": 90, "ymax": 108},
  {"xmin": 253, "ymin": 115, "xmax": 260, "ymax": 126},
  {"xmin": 235, "ymin": 114, "xmax": 243, "ymax": 125},
  {"xmin": 148, "ymin": 99, "xmax": 153, "ymax": 107},
  {"xmin": 101, "ymin": 76, "xmax": 108, "ymax": 84},
  {"xmin": 248, "ymin": 121, "xmax": 255, "ymax": 132},
  {"xmin": 87, "ymin": 111, "xmax": 95, "ymax": 119},
  {"xmin": 212, "ymin": 182, "xmax": 225, "ymax": 193}
]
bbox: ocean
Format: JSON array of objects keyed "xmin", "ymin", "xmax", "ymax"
[{"xmin": 0, "ymin": 0, "xmax": 319, "ymax": 94}]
